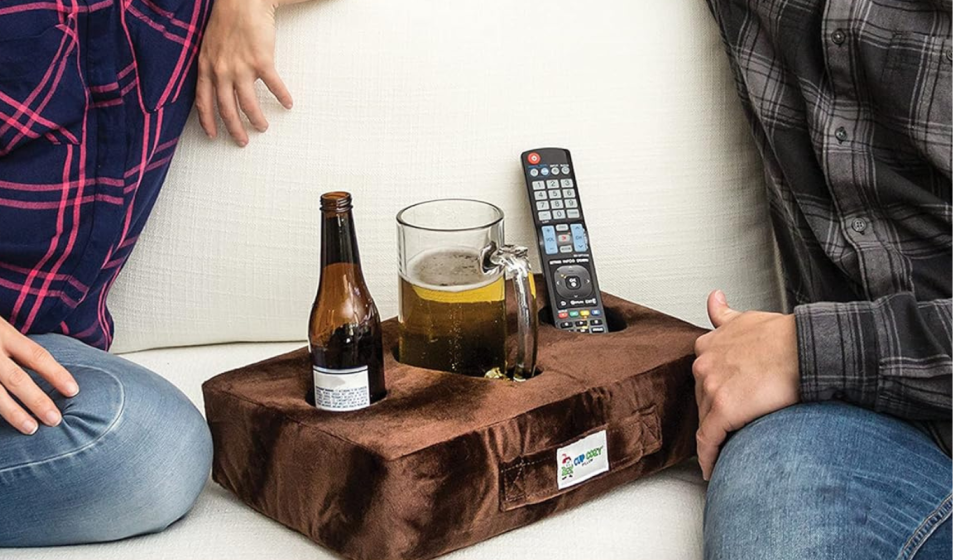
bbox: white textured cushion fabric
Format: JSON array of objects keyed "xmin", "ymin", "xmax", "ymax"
[
  {"xmin": 106, "ymin": 0, "xmax": 780, "ymax": 354},
  {"xmin": 6, "ymin": 343, "xmax": 706, "ymax": 560}
]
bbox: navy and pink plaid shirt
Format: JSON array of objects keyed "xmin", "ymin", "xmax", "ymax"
[{"xmin": 0, "ymin": 0, "xmax": 211, "ymax": 350}]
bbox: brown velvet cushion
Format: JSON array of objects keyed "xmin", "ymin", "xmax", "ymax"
[{"xmin": 202, "ymin": 277, "xmax": 705, "ymax": 560}]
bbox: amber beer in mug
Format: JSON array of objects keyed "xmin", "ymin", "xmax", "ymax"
[
  {"xmin": 397, "ymin": 199, "xmax": 538, "ymax": 379},
  {"xmin": 399, "ymin": 249, "xmax": 508, "ymax": 376},
  {"xmin": 308, "ymin": 192, "xmax": 386, "ymax": 411}
]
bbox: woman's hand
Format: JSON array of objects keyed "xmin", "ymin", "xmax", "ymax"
[
  {"xmin": 0, "ymin": 318, "xmax": 78, "ymax": 435},
  {"xmin": 196, "ymin": 0, "xmax": 295, "ymax": 146}
]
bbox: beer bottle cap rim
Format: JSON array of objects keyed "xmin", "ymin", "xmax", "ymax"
[{"xmin": 321, "ymin": 191, "xmax": 353, "ymax": 212}]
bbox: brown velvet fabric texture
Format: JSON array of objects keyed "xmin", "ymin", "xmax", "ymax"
[{"xmin": 202, "ymin": 277, "xmax": 706, "ymax": 560}]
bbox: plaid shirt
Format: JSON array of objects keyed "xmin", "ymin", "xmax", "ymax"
[
  {"xmin": 0, "ymin": 0, "xmax": 211, "ymax": 350},
  {"xmin": 707, "ymin": 0, "xmax": 952, "ymax": 451}
]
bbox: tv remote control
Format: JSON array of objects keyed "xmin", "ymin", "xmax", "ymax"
[{"xmin": 520, "ymin": 148, "xmax": 607, "ymax": 333}]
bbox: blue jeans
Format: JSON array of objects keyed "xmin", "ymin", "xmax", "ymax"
[
  {"xmin": 704, "ymin": 402, "xmax": 952, "ymax": 559},
  {"xmin": 0, "ymin": 334, "xmax": 212, "ymax": 547}
]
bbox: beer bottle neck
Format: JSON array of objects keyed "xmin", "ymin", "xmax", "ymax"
[{"xmin": 320, "ymin": 210, "xmax": 362, "ymax": 269}]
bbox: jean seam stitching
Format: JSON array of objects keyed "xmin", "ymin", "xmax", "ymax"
[
  {"xmin": 0, "ymin": 363, "xmax": 126, "ymax": 475},
  {"xmin": 897, "ymin": 493, "xmax": 953, "ymax": 560}
]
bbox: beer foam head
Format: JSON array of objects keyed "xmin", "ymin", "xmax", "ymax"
[{"xmin": 406, "ymin": 248, "xmax": 497, "ymax": 291}]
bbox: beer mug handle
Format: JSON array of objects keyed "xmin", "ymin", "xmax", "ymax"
[{"xmin": 483, "ymin": 243, "xmax": 538, "ymax": 380}]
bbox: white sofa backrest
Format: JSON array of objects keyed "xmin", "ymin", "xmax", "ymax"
[{"xmin": 107, "ymin": 0, "xmax": 782, "ymax": 354}]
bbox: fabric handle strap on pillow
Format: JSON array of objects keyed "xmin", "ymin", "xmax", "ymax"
[{"xmin": 498, "ymin": 407, "xmax": 662, "ymax": 511}]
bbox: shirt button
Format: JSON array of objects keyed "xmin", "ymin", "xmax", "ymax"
[
  {"xmin": 851, "ymin": 217, "xmax": 868, "ymax": 233},
  {"xmin": 835, "ymin": 127, "xmax": 848, "ymax": 143},
  {"xmin": 831, "ymin": 29, "xmax": 846, "ymax": 45}
]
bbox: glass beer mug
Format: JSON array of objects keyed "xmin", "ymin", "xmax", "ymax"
[{"xmin": 397, "ymin": 199, "xmax": 538, "ymax": 380}]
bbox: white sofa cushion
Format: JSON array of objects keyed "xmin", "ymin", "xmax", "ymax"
[
  {"xmin": 106, "ymin": 0, "xmax": 781, "ymax": 354},
  {"xmin": 6, "ymin": 343, "xmax": 707, "ymax": 560}
]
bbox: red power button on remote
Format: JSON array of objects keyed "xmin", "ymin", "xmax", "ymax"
[{"xmin": 527, "ymin": 152, "xmax": 541, "ymax": 165}]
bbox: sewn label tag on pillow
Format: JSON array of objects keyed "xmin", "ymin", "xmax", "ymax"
[{"xmin": 557, "ymin": 430, "xmax": 609, "ymax": 490}]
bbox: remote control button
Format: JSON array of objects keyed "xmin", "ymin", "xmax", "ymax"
[
  {"xmin": 554, "ymin": 265, "xmax": 594, "ymax": 300},
  {"xmin": 546, "ymin": 179, "xmax": 559, "ymax": 189},
  {"xmin": 575, "ymin": 320, "xmax": 587, "ymax": 327},
  {"xmin": 560, "ymin": 245, "xmax": 573, "ymax": 253},
  {"xmin": 551, "ymin": 167, "xmax": 560, "ymax": 175},
  {"xmin": 530, "ymin": 168, "xmax": 539, "ymax": 177},
  {"xmin": 553, "ymin": 209, "xmax": 567, "ymax": 220},
  {"xmin": 540, "ymin": 167, "xmax": 550, "ymax": 176},
  {"xmin": 591, "ymin": 309, "xmax": 601, "ymax": 316},
  {"xmin": 532, "ymin": 180, "xmax": 545, "ymax": 190},
  {"xmin": 550, "ymin": 200, "xmax": 564, "ymax": 209},
  {"xmin": 534, "ymin": 191, "xmax": 548, "ymax": 200},
  {"xmin": 561, "ymin": 178, "xmax": 574, "ymax": 188},
  {"xmin": 538, "ymin": 211, "xmax": 552, "ymax": 221},
  {"xmin": 577, "ymin": 328, "xmax": 589, "ymax": 333},
  {"xmin": 558, "ymin": 311, "xmax": 569, "ymax": 319},
  {"xmin": 562, "ymin": 188, "xmax": 576, "ymax": 198},
  {"xmin": 527, "ymin": 152, "xmax": 541, "ymax": 164},
  {"xmin": 556, "ymin": 224, "xmax": 569, "ymax": 232},
  {"xmin": 590, "ymin": 319, "xmax": 603, "ymax": 326},
  {"xmin": 561, "ymin": 166, "xmax": 570, "ymax": 175},
  {"xmin": 557, "ymin": 233, "xmax": 572, "ymax": 243},
  {"xmin": 569, "ymin": 310, "xmax": 579, "ymax": 317},
  {"xmin": 542, "ymin": 225, "xmax": 557, "ymax": 254},
  {"xmin": 564, "ymin": 199, "xmax": 578, "ymax": 209},
  {"xmin": 571, "ymin": 223, "xmax": 588, "ymax": 252},
  {"xmin": 590, "ymin": 327, "xmax": 605, "ymax": 333},
  {"xmin": 536, "ymin": 200, "xmax": 549, "ymax": 210},
  {"xmin": 559, "ymin": 321, "xmax": 573, "ymax": 329},
  {"xmin": 567, "ymin": 209, "xmax": 581, "ymax": 219},
  {"xmin": 548, "ymin": 190, "xmax": 561, "ymax": 199}
]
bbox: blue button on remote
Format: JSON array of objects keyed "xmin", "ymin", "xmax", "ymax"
[
  {"xmin": 571, "ymin": 223, "xmax": 588, "ymax": 252},
  {"xmin": 542, "ymin": 225, "xmax": 558, "ymax": 255}
]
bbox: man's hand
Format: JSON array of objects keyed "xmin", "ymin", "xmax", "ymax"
[
  {"xmin": 196, "ymin": 0, "xmax": 295, "ymax": 146},
  {"xmin": 0, "ymin": 318, "xmax": 78, "ymax": 435},
  {"xmin": 693, "ymin": 290, "xmax": 800, "ymax": 480}
]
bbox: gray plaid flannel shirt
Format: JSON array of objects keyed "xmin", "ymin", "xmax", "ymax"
[{"xmin": 706, "ymin": 0, "xmax": 952, "ymax": 452}]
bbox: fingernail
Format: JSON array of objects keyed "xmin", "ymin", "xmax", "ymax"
[
  {"xmin": 65, "ymin": 382, "xmax": 79, "ymax": 397},
  {"xmin": 284, "ymin": 100, "xmax": 293, "ymax": 109},
  {"xmin": 45, "ymin": 410, "xmax": 62, "ymax": 427},
  {"xmin": 22, "ymin": 419, "xmax": 38, "ymax": 435},
  {"xmin": 715, "ymin": 290, "xmax": 727, "ymax": 306}
]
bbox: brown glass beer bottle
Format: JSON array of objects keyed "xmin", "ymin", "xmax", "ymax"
[{"xmin": 308, "ymin": 192, "xmax": 386, "ymax": 411}]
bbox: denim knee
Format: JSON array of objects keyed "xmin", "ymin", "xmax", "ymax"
[
  {"xmin": 112, "ymin": 383, "xmax": 214, "ymax": 536},
  {"xmin": 0, "ymin": 342, "xmax": 213, "ymax": 547},
  {"xmin": 703, "ymin": 402, "xmax": 952, "ymax": 560},
  {"xmin": 93, "ymin": 362, "xmax": 213, "ymax": 541}
]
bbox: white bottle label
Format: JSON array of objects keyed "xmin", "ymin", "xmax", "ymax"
[
  {"xmin": 557, "ymin": 430, "xmax": 609, "ymax": 490},
  {"xmin": 313, "ymin": 365, "xmax": 371, "ymax": 412}
]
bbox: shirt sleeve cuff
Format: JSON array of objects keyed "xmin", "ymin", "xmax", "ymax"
[{"xmin": 794, "ymin": 301, "xmax": 881, "ymax": 407}]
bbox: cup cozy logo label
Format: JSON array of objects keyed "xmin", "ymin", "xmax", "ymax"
[{"xmin": 557, "ymin": 430, "xmax": 609, "ymax": 490}]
